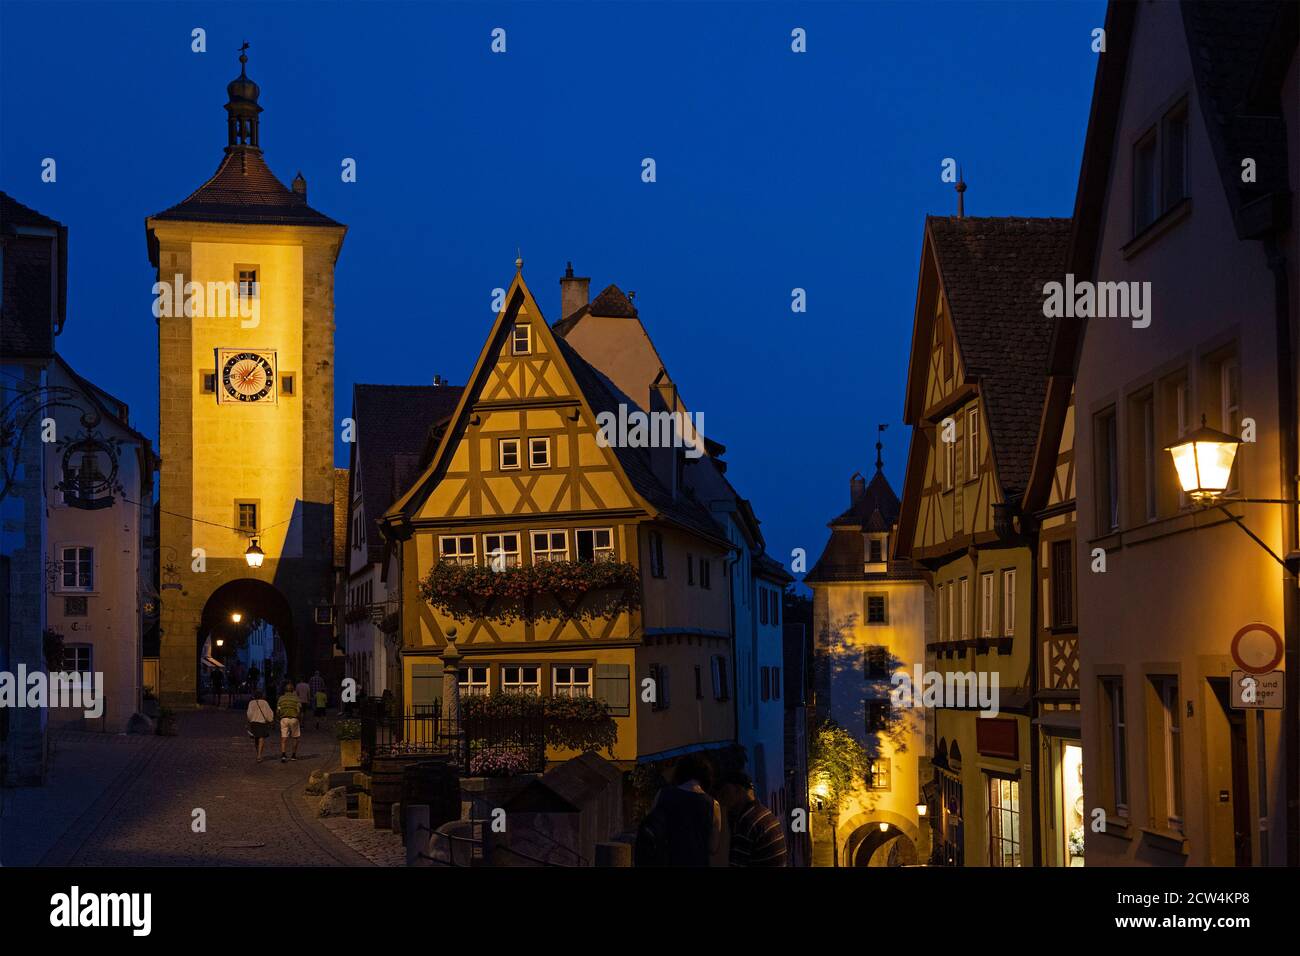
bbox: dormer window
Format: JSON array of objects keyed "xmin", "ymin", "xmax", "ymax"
[{"xmin": 869, "ymin": 537, "xmax": 883, "ymax": 563}]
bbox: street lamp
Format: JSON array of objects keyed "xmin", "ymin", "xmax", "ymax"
[
  {"xmin": 915, "ymin": 800, "xmax": 928, "ymax": 817},
  {"xmin": 215, "ymin": 639, "xmax": 224, "ymax": 648},
  {"xmin": 878, "ymin": 822, "xmax": 889, "ymax": 832},
  {"xmin": 244, "ymin": 540, "xmax": 264, "ymax": 569},
  {"xmin": 1164, "ymin": 415, "xmax": 1241, "ymax": 502},
  {"xmin": 231, "ymin": 612, "xmax": 242, "ymax": 624}
]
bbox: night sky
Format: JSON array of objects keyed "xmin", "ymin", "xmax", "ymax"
[{"xmin": 0, "ymin": 0, "xmax": 1102, "ymax": 579}]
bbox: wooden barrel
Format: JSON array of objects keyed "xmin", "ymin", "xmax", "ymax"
[
  {"xmin": 371, "ymin": 755, "xmax": 418, "ymax": 829},
  {"xmin": 401, "ymin": 759, "xmax": 461, "ymax": 842}
]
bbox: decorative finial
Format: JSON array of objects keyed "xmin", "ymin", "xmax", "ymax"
[
  {"xmin": 955, "ymin": 166, "xmax": 967, "ymax": 218},
  {"xmin": 515, "ymin": 247, "xmax": 523, "ymax": 271},
  {"xmin": 876, "ymin": 423, "xmax": 888, "ymax": 472},
  {"xmin": 239, "ymin": 41, "xmax": 249, "ymax": 73}
]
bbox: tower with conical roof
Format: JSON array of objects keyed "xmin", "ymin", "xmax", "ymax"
[{"xmin": 146, "ymin": 49, "xmax": 346, "ymax": 708}]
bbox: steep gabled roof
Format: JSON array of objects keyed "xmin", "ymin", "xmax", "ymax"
[
  {"xmin": 1, "ymin": 191, "xmax": 68, "ymax": 356},
  {"xmin": 384, "ymin": 273, "xmax": 730, "ymax": 548},
  {"xmin": 551, "ymin": 283, "xmax": 638, "ymax": 336},
  {"xmin": 151, "ymin": 149, "xmax": 341, "ymax": 227},
  {"xmin": 925, "ymin": 216, "xmax": 1072, "ymax": 500},
  {"xmin": 351, "ymin": 384, "xmax": 464, "ymax": 564},
  {"xmin": 806, "ymin": 468, "xmax": 924, "ymax": 584}
]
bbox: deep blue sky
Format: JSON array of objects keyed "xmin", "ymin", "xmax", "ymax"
[{"xmin": 1, "ymin": 0, "xmax": 1102, "ymax": 578}]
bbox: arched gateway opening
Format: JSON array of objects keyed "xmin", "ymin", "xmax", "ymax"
[
  {"xmin": 197, "ymin": 579, "xmax": 297, "ymax": 700},
  {"xmin": 846, "ymin": 822, "xmax": 919, "ymax": 867}
]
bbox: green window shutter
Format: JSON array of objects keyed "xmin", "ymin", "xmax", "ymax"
[
  {"xmin": 595, "ymin": 663, "xmax": 630, "ymax": 716},
  {"xmin": 411, "ymin": 662, "xmax": 444, "ymax": 710}
]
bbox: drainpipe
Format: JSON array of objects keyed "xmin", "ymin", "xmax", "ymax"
[
  {"xmin": 1264, "ymin": 236, "xmax": 1298, "ymax": 867},
  {"xmin": 1026, "ymin": 515, "xmax": 1043, "ymax": 867}
]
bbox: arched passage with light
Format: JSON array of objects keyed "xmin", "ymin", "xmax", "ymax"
[{"xmin": 198, "ymin": 578, "xmax": 297, "ymax": 698}]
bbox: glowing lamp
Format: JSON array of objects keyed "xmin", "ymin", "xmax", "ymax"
[
  {"xmin": 244, "ymin": 540, "xmax": 265, "ymax": 569},
  {"xmin": 1165, "ymin": 415, "xmax": 1240, "ymax": 502},
  {"xmin": 231, "ymin": 612, "xmax": 242, "ymax": 624},
  {"xmin": 878, "ymin": 822, "xmax": 889, "ymax": 832},
  {"xmin": 916, "ymin": 801, "xmax": 928, "ymax": 817}
]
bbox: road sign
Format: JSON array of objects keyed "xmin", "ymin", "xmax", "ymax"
[
  {"xmin": 1231, "ymin": 669, "xmax": 1284, "ymax": 710},
  {"xmin": 1230, "ymin": 623, "xmax": 1284, "ymax": 675}
]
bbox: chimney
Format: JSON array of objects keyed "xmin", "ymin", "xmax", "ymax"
[
  {"xmin": 292, "ymin": 171, "xmax": 307, "ymax": 198},
  {"xmin": 649, "ymin": 372, "xmax": 680, "ymax": 500},
  {"xmin": 559, "ymin": 261, "xmax": 590, "ymax": 322},
  {"xmin": 850, "ymin": 473, "xmax": 866, "ymax": 505},
  {"xmin": 433, "ymin": 374, "xmax": 444, "ymax": 386}
]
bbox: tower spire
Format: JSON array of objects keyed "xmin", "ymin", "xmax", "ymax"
[
  {"xmin": 225, "ymin": 42, "xmax": 263, "ymax": 150},
  {"xmin": 955, "ymin": 166, "xmax": 967, "ymax": 218},
  {"xmin": 875, "ymin": 423, "xmax": 888, "ymax": 472}
]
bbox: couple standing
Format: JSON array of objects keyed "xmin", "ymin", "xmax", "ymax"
[
  {"xmin": 635, "ymin": 754, "xmax": 787, "ymax": 867},
  {"xmin": 245, "ymin": 682, "xmax": 306, "ymax": 763}
]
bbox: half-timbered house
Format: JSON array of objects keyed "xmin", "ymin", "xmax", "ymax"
[
  {"xmin": 896, "ymin": 215, "xmax": 1071, "ymax": 866},
  {"xmin": 381, "ymin": 266, "xmax": 736, "ymax": 769}
]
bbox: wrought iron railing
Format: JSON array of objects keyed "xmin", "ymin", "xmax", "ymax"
[{"xmin": 358, "ymin": 696, "xmax": 545, "ymax": 773}]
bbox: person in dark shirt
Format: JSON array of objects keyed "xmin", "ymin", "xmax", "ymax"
[
  {"xmin": 717, "ymin": 771, "xmax": 788, "ymax": 867},
  {"xmin": 634, "ymin": 753, "xmax": 723, "ymax": 867}
]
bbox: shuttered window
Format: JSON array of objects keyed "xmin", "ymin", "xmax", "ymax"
[{"xmin": 595, "ymin": 663, "xmax": 630, "ymax": 716}]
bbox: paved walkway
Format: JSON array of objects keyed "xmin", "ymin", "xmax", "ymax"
[{"xmin": 1, "ymin": 707, "xmax": 376, "ymax": 867}]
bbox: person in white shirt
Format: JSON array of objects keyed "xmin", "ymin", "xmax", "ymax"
[{"xmin": 246, "ymin": 689, "xmax": 275, "ymax": 763}]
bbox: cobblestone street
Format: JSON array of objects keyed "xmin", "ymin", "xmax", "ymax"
[{"xmin": 1, "ymin": 707, "xmax": 388, "ymax": 867}]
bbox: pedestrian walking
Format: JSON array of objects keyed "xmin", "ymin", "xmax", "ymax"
[
  {"xmin": 634, "ymin": 753, "xmax": 722, "ymax": 867},
  {"xmin": 716, "ymin": 771, "xmax": 788, "ymax": 867},
  {"xmin": 309, "ymin": 669, "xmax": 326, "ymax": 700},
  {"xmin": 210, "ymin": 667, "xmax": 224, "ymax": 705},
  {"xmin": 277, "ymin": 681, "xmax": 302, "ymax": 763},
  {"xmin": 295, "ymin": 677, "xmax": 311, "ymax": 716},
  {"xmin": 246, "ymin": 689, "xmax": 275, "ymax": 763}
]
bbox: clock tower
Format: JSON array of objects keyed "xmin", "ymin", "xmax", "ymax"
[{"xmin": 146, "ymin": 50, "xmax": 346, "ymax": 708}]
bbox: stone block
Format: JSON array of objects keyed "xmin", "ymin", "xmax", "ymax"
[{"xmin": 318, "ymin": 786, "xmax": 347, "ymax": 817}]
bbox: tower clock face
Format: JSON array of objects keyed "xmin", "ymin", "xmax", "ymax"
[{"xmin": 216, "ymin": 349, "xmax": 277, "ymax": 404}]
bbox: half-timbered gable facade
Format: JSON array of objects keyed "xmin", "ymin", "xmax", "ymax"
[
  {"xmin": 897, "ymin": 215, "xmax": 1071, "ymax": 867},
  {"xmin": 382, "ymin": 268, "xmax": 735, "ymax": 767},
  {"xmin": 1024, "ymin": 373, "xmax": 1082, "ymax": 867}
]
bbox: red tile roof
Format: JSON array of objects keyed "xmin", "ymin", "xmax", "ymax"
[{"xmin": 151, "ymin": 148, "xmax": 341, "ymax": 227}]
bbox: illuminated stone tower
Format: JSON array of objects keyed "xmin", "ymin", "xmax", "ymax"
[{"xmin": 146, "ymin": 50, "xmax": 346, "ymax": 707}]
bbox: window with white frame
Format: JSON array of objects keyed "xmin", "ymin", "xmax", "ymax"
[
  {"xmin": 959, "ymin": 577, "xmax": 970, "ymax": 639},
  {"xmin": 512, "ymin": 324, "xmax": 532, "ymax": 355},
  {"xmin": 553, "ymin": 665, "xmax": 592, "ymax": 698},
  {"xmin": 1153, "ymin": 675, "xmax": 1184, "ymax": 831},
  {"xmin": 484, "ymin": 532, "xmax": 520, "ymax": 570},
  {"xmin": 980, "ymin": 572, "xmax": 994, "ymax": 637},
  {"xmin": 498, "ymin": 438, "xmax": 521, "ymax": 470},
  {"xmin": 1100, "ymin": 676, "xmax": 1128, "ymax": 816},
  {"xmin": 966, "ymin": 406, "xmax": 980, "ymax": 479},
  {"xmin": 1001, "ymin": 569, "xmax": 1016, "ymax": 636},
  {"xmin": 944, "ymin": 430, "xmax": 955, "ymax": 491},
  {"xmin": 987, "ymin": 775, "xmax": 1022, "ymax": 867},
  {"xmin": 502, "ymin": 665, "xmax": 541, "ymax": 695},
  {"xmin": 576, "ymin": 528, "xmax": 614, "ymax": 563},
  {"xmin": 60, "ymin": 546, "xmax": 94, "ymax": 591},
  {"xmin": 530, "ymin": 530, "xmax": 568, "ymax": 563},
  {"xmin": 947, "ymin": 582, "xmax": 955, "ymax": 641},
  {"xmin": 458, "ymin": 665, "xmax": 490, "ymax": 697},
  {"xmin": 439, "ymin": 535, "xmax": 476, "ymax": 566},
  {"xmin": 528, "ymin": 436, "xmax": 551, "ymax": 469}
]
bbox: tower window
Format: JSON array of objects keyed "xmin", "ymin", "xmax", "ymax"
[
  {"xmin": 201, "ymin": 371, "xmax": 216, "ymax": 394},
  {"xmin": 866, "ymin": 594, "xmax": 887, "ymax": 625},
  {"xmin": 236, "ymin": 267, "xmax": 259, "ymax": 303},
  {"xmin": 236, "ymin": 501, "xmax": 259, "ymax": 533},
  {"xmin": 512, "ymin": 324, "xmax": 532, "ymax": 355},
  {"xmin": 868, "ymin": 537, "xmax": 883, "ymax": 562},
  {"xmin": 281, "ymin": 374, "xmax": 295, "ymax": 396}
]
